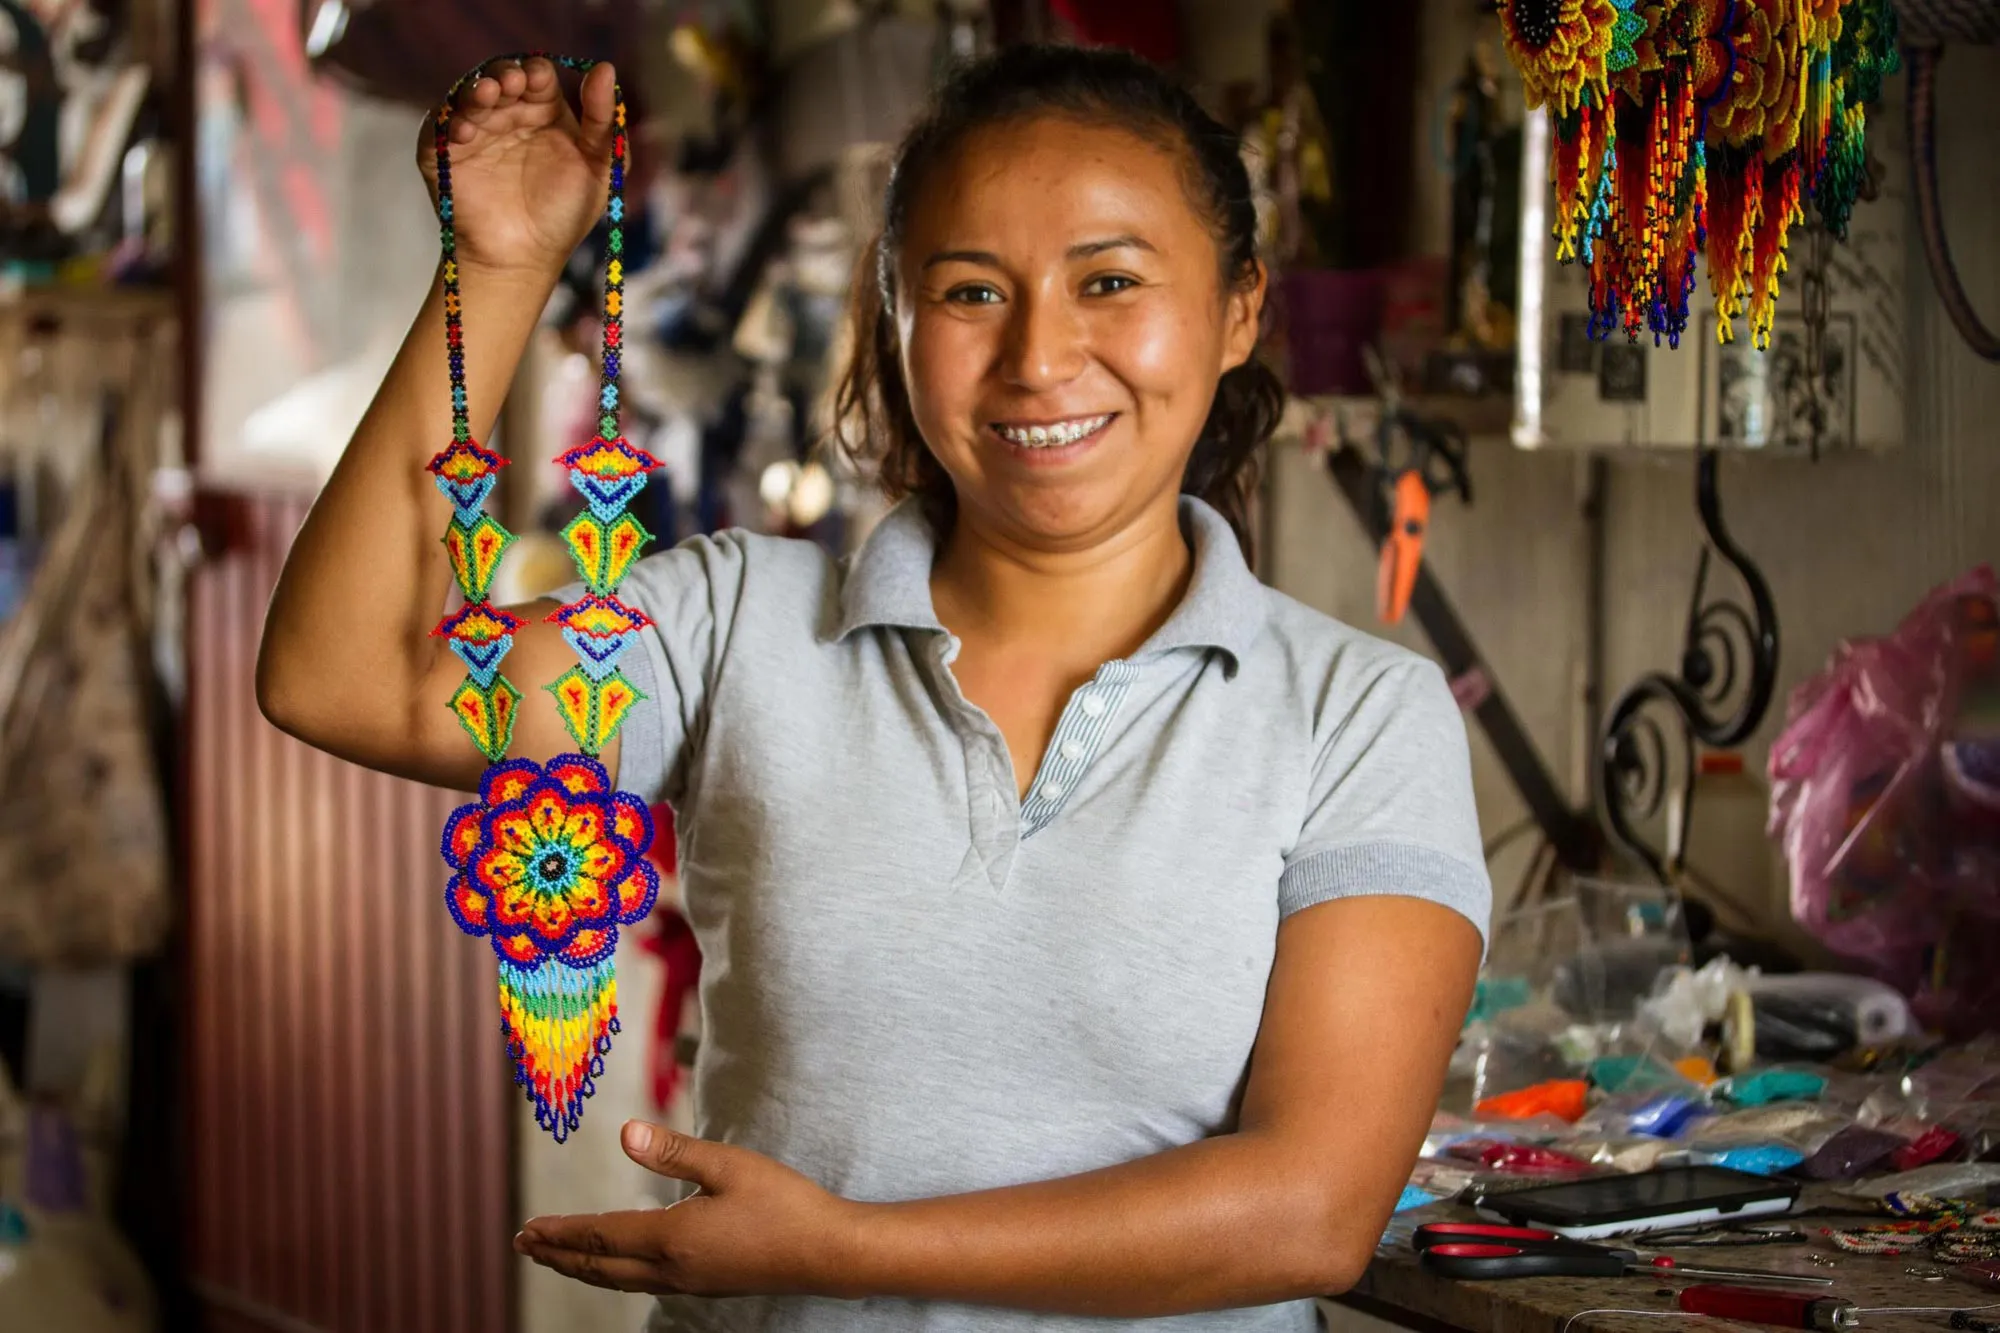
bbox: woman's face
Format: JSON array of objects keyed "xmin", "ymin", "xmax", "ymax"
[{"xmin": 894, "ymin": 115, "xmax": 1263, "ymax": 552}]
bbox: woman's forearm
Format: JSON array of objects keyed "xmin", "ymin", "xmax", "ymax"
[
  {"xmin": 255, "ymin": 256, "xmax": 559, "ymax": 781},
  {"xmin": 830, "ymin": 1129, "xmax": 1361, "ymax": 1317}
]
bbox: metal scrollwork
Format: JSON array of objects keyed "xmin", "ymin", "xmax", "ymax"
[{"xmin": 1598, "ymin": 448, "xmax": 1781, "ymax": 882}]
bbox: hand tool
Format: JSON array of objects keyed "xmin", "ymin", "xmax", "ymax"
[{"xmin": 1412, "ymin": 1222, "xmax": 1835, "ymax": 1286}]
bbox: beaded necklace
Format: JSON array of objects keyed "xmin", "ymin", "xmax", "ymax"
[{"xmin": 427, "ymin": 54, "xmax": 662, "ymax": 1145}]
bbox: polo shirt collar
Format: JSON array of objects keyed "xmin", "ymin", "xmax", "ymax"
[
  {"xmin": 1139, "ymin": 495, "xmax": 1267, "ymax": 676},
  {"xmin": 829, "ymin": 494, "xmax": 1267, "ymax": 675}
]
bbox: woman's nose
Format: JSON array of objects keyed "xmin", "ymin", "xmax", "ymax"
[{"xmin": 1001, "ymin": 291, "xmax": 1087, "ymax": 390}]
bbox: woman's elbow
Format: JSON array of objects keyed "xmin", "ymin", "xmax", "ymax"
[
  {"xmin": 253, "ymin": 638, "xmax": 307, "ymax": 738},
  {"xmin": 1313, "ymin": 1240, "xmax": 1371, "ymax": 1297},
  {"xmin": 1298, "ymin": 1224, "xmax": 1370, "ymax": 1297},
  {"xmin": 1259, "ymin": 1186, "xmax": 1374, "ymax": 1298},
  {"xmin": 252, "ymin": 633, "xmax": 363, "ymax": 751}
]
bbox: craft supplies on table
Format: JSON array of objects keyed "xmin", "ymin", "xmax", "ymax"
[
  {"xmin": 1413, "ymin": 1223, "xmax": 1833, "ymax": 1286},
  {"xmin": 1675, "ymin": 1284, "xmax": 1859, "ymax": 1329},
  {"xmin": 1347, "ymin": 1183, "xmax": 2000, "ymax": 1333}
]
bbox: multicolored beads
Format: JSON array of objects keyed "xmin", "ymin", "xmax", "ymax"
[{"xmin": 426, "ymin": 53, "xmax": 659, "ymax": 1144}]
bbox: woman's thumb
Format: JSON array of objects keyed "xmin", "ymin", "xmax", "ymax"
[
  {"xmin": 622, "ymin": 1119, "xmax": 724, "ymax": 1186},
  {"xmin": 576, "ymin": 61, "xmax": 618, "ymax": 162}
]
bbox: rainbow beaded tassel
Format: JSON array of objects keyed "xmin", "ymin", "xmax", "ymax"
[{"xmin": 428, "ymin": 54, "xmax": 659, "ymax": 1144}]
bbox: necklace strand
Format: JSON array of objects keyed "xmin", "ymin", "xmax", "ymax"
[{"xmin": 427, "ymin": 54, "xmax": 660, "ymax": 1145}]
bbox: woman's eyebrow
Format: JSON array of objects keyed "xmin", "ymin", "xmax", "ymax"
[
  {"xmin": 1066, "ymin": 234, "xmax": 1155, "ymax": 259},
  {"xmin": 919, "ymin": 235, "xmax": 1158, "ymax": 271},
  {"xmin": 921, "ymin": 248, "xmax": 1003, "ymax": 271}
]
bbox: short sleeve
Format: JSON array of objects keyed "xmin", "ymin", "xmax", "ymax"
[
  {"xmin": 1278, "ymin": 656, "xmax": 1492, "ymax": 949},
  {"xmin": 549, "ymin": 529, "xmax": 750, "ymax": 807}
]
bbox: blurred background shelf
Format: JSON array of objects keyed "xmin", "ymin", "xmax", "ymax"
[{"xmin": 0, "ymin": 283, "xmax": 180, "ymax": 326}]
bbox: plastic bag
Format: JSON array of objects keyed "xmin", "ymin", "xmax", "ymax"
[
  {"xmin": 1470, "ymin": 884, "xmax": 1691, "ymax": 1078},
  {"xmin": 1444, "ymin": 1139, "xmax": 1598, "ymax": 1175},
  {"xmin": 1423, "ymin": 1110, "xmax": 1576, "ymax": 1156},
  {"xmin": 1591, "ymin": 1054, "xmax": 1707, "ymax": 1095},
  {"xmin": 1673, "ymin": 1144, "xmax": 1807, "ymax": 1175},
  {"xmin": 1454, "ymin": 1020, "xmax": 1577, "ymax": 1112},
  {"xmin": 1836, "ymin": 1162, "xmax": 2000, "ymax": 1203},
  {"xmin": 1571, "ymin": 1089, "xmax": 1715, "ymax": 1141},
  {"xmin": 1725, "ymin": 975, "xmax": 1915, "ymax": 1065},
  {"xmin": 1408, "ymin": 1157, "xmax": 1482, "ymax": 1198},
  {"xmin": 1793, "ymin": 1124, "xmax": 1908, "ymax": 1180},
  {"xmin": 1718, "ymin": 1067, "xmax": 1828, "ymax": 1106},
  {"xmin": 1557, "ymin": 1136, "xmax": 1677, "ymax": 1173},
  {"xmin": 1476, "ymin": 1080, "xmax": 1590, "ymax": 1122},
  {"xmin": 1768, "ymin": 566, "xmax": 2000, "ymax": 1033},
  {"xmin": 1686, "ymin": 1104, "xmax": 1853, "ymax": 1156}
]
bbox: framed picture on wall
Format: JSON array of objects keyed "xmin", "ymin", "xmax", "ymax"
[{"xmin": 1700, "ymin": 311, "xmax": 1858, "ymax": 452}]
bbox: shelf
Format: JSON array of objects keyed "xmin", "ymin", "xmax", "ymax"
[
  {"xmin": 1278, "ymin": 392, "xmax": 1515, "ymax": 451},
  {"xmin": 0, "ymin": 283, "xmax": 179, "ymax": 326}
]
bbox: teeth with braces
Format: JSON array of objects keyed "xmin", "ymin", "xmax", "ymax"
[{"xmin": 995, "ymin": 415, "xmax": 1112, "ymax": 448}]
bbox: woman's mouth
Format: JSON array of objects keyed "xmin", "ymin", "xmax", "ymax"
[{"xmin": 986, "ymin": 413, "xmax": 1116, "ymax": 459}]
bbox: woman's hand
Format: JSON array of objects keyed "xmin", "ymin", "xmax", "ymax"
[
  {"xmin": 515, "ymin": 1120, "xmax": 864, "ymax": 1298},
  {"xmin": 416, "ymin": 55, "xmax": 618, "ymax": 278}
]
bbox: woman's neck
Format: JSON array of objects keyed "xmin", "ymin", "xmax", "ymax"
[{"xmin": 928, "ymin": 496, "xmax": 1194, "ymax": 663}]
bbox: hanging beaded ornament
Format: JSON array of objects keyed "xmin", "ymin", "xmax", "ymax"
[
  {"xmin": 1501, "ymin": 0, "xmax": 1900, "ymax": 350},
  {"xmin": 428, "ymin": 54, "xmax": 661, "ymax": 1144}
]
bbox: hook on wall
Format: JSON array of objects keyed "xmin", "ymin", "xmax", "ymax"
[
  {"xmin": 1907, "ymin": 40, "xmax": 2000, "ymax": 362},
  {"xmin": 1597, "ymin": 448, "xmax": 1782, "ymax": 882}
]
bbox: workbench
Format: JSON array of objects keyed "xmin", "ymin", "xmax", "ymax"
[{"xmin": 1325, "ymin": 1187, "xmax": 1995, "ymax": 1333}]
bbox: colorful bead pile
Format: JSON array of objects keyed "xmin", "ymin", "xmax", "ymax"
[
  {"xmin": 1500, "ymin": 0, "xmax": 1900, "ymax": 349},
  {"xmin": 427, "ymin": 54, "xmax": 660, "ymax": 1144}
]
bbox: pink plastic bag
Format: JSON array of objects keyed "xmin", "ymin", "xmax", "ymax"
[{"xmin": 1768, "ymin": 566, "xmax": 2000, "ymax": 1033}]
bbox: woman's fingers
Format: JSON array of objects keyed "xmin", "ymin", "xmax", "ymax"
[
  {"xmin": 446, "ymin": 56, "xmax": 585, "ymax": 148},
  {"xmin": 575, "ymin": 60, "xmax": 618, "ymax": 161},
  {"xmin": 517, "ymin": 1241, "xmax": 666, "ymax": 1293},
  {"xmin": 452, "ymin": 58, "xmax": 527, "ymax": 126},
  {"xmin": 518, "ymin": 55, "xmax": 562, "ymax": 104}
]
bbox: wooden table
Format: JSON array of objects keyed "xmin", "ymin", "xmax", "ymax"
[{"xmin": 1333, "ymin": 1189, "xmax": 1995, "ymax": 1333}]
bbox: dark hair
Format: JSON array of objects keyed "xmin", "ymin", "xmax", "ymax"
[{"xmin": 828, "ymin": 43, "xmax": 1284, "ymax": 563}]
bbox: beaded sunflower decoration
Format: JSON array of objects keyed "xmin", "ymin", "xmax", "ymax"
[
  {"xmin": 428, "ymin": 54, "xmax": 662, "ymax": 1144},
  {"xmin": 1499, "ymin": 0, "xmax": 1899, "ymax": 349}
]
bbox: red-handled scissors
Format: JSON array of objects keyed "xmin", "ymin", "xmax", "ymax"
[{"xmin": 1411, "ymin": 1224, "xmax": 1832, "ymax": 1286}]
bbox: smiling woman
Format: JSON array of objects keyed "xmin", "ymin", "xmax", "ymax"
[
  {"xmin": 254, "ymin": 41, "xmax": 1491, "ymax": 1333},
  {"xmin": 832, "ymin": 46, "xmax": 1284, "ymax": 567}
]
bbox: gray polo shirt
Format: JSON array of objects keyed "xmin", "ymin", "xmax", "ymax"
[{"xmin": 576, "ymin": 494, "xmax": 1490, "ymax": 1333}]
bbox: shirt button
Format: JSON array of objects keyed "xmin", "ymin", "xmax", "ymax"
[
  {"xmin": 1043, "ymin": 781, "xmax": 1067, "ymax": 800},
  {"xmin": 1080, "ymin": 693, "xmax": 1107, "ymax": 718},
  {"xmin": 1059, "ymin": 739, "xmax": 1086, "ymax": 762}
]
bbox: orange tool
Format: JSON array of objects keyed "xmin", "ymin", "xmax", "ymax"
[
  {"xmin": 1351, "ymin": 395, "xmax": 1470, "ymax": 628},
  {"xmin": 1377, "ymin": 469, "xmax": 1431, "ymax": 624}
]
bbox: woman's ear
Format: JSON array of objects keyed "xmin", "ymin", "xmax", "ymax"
[{"xmin": 1221, "ymin": 259, "xmax": 1268, "ymax": 373}]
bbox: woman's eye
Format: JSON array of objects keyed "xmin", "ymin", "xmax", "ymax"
[
  {"xmin": 1083, "ymin": 273, "xmax": 1139, "ymax": 296},
  {"xmin": 946, "ymin": 284, "xmax": 1003, "ymax": 305}
]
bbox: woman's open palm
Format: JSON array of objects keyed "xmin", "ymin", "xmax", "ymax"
[{"xmin": 416, "ymin": 56, "xmax": 618, "ymax": 276}]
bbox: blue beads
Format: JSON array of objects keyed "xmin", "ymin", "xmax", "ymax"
[
  {"xmin": 452, "ymin": 386, "xmax": 468, "ymax": 409},
  {"xmin": 599, "ymin": 384, "xmax": 618, "ymax": 410},
  {"xmin": 604, "ymin": 351, "xmax": 620, "ymax": 377},
  {"xmin": 611, "ymin": 164, "xmax": 624, "ymax": 189},
  {"xmin": 608, "ymin": 197, "xmax": 623, "ymax": 222}
]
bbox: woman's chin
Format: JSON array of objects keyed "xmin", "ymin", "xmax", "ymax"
[{"xmin": 960, "ymin": 479, "xmax": 1173, "ymax": 554}]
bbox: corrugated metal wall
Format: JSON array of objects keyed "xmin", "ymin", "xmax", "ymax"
[{"xmin": 186, "ymin": 493, "xmax": 515, "ymax": 1333}]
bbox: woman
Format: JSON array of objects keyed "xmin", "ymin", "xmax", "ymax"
[{"xmin": 257, "ymin": 44, "xmax": 1490, "ymax": 1332}]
